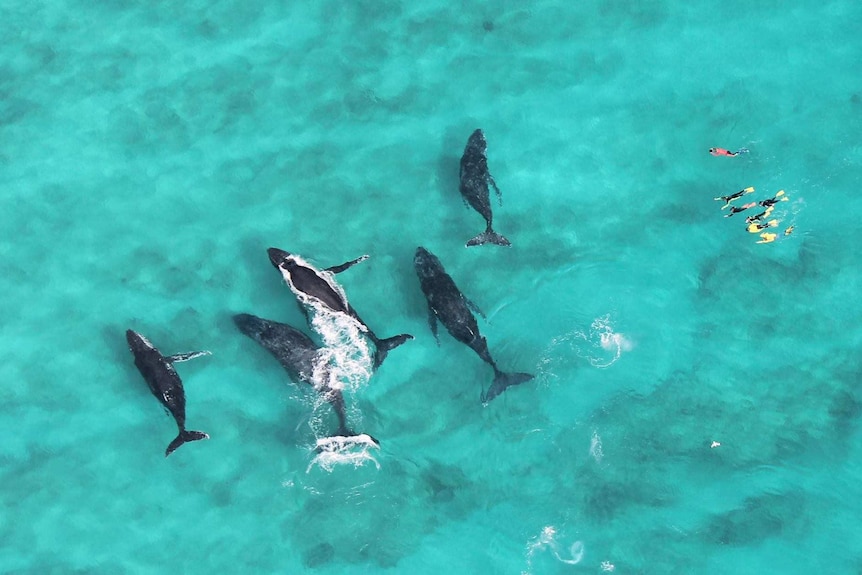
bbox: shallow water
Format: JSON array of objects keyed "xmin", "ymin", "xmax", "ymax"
[{"xmin": 2, "ymin": 1, "xmax": 862, "ymax": 573}]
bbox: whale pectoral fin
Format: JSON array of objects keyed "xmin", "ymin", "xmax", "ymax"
[
  {"xmin": 296, "ymin": 300, "xmax": 313, "ymax": 326},
  {"xmin": 489, "ymin": 174, "xmax": 502, "ymax": 205},
  {"xmin": 168, "ymin": 350, "xmax": 211, "ymax": 363},
  {"xmin": 465, "ymin": 297, "xmax": 486, "ymax": 320},
  {"xmin": 427, "ymin": 304, "xmax": 440, "ymax": 345},
  {"xmin": 326, "ymin": 254, "xmax": 369, "ymax": 274}
]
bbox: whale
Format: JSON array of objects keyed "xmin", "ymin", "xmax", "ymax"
[
  {"xmin": 233, "ymin": 312, "xmax": 359, "ymax": 439},
  {"xmin": 459, "ymin": 129, "xmax": 511, "ymax": 247},
  {"xmin": 413, "ymin": 247, "xmax": 533, "ymax": 403},
  {"xmin": 125, "ymin": 329, "xmax": 210, "ymax": 457},
  {"xmin": 267, "ymin": 247, "xmax": 413, "ymax": 367}
]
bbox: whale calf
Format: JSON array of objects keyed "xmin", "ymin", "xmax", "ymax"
[
  {"xmin": 233, "ymin": 313, "xmax": 358, "ymax": 439},
  {"xmin": 459, "ymin": 129, "xmax": 511, "ymax": 247},
  {"xmin": 413, "ymin": 247, "xmax": 533, "ymax": 403},
  {"xmin": 125, "ymin": 329, "xmax": 210, "ymax": 457},
  {"xmin": 267, "ymin": 247, "xmax": 412, "ymax": 367}
]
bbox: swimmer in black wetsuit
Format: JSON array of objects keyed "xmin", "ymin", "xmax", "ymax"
[
  {"xmin": 757, "ymin": 190, "xmax": 788, "ymax": 208},
  {"xmin": 723, "ymin": 202, "xmax": 756, "ymax": 217},
  {"xmin": 745, "ymin": 206, "xmax": 775, "ymax": 224},
  {"xmin": 714, "ymin": 186, "xmax": 755, "ymax": 209}
]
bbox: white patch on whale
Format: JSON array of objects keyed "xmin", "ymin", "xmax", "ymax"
[{"xmin": 275, "ymin": 255, "xmax": 374, "ymax": 395}]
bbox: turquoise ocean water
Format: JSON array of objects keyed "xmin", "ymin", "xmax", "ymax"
[{"xmin": 2, "ymin": 1, "xmax": 862, "ymax": 573}]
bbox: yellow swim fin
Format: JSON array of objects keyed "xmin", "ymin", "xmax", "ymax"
[
  {"xmin": 757, "ymin": 233, "xmax": 777, "ymax": 244},
  {"xmin": 775, "ymin": 190, "xmax": 785, "ymax": 197},
  {"xmin": 744, "ymin": 186, "xmax": 755, "ymax": 194},
  {"xmin": 784, "ymin": 226, "xmax": 794, "ymax": 236}
]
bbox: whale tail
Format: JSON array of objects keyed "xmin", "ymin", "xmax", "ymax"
[
  {"xmin": 166, "ymin": 430, "xmax": 209, "ymax": 457},
  {"xmin": 331, "ymin": 426, "xmax": 381, "ymax": 449},
  {"xmin": 481, "ymin": 370, "xmax": 534, "ymax": 404},
  {"xmin": 315, "ymin": 432, "xmax": 381, "ymax": 453},
  {"xmin": 467, "ymin": 228, "xmax": 511, "ymax": 247},
  {"xmin": 371, "ymin": 333, "xmax": 414, "ymax": 367}
]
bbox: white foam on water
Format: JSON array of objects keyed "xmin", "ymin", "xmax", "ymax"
[
  {"xmin": 315, "ymin": 434, "xmax": 379, "ymax": 452},
  {"xmin": 277, "ymin": 257, "xmax": 375, "ymax": 395},
  {"xmin": 590, "ymin": 430, "xmax": 604, "ymax": 464},
  {"xmin": 540, "ymin": 314, "xmax": 633, "ymax": 377},
  {"xmin": 306, "ymin": 434, "xmax": 380, "ymax": 473},
  {"xmin": 554, "ymin": 540, "xmax": 584, "ymax": 565},
  {"xmin": 523, "ymin": 525, "xmax": 584, "ymax": 574}
]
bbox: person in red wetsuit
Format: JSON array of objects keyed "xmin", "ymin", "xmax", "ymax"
[{"xmin": 710, "ymin": 147, "xmax": 749, "ymax": 157}]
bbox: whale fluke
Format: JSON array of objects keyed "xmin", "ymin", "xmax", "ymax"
[
  {"xmin": 481, "ymin": 370, "xmax": 534, "ymax": 404},
  {"xmin": 315, "ymin": 433, "xmax": 381, "ymax": 453},
  {"xmin": 370, "ymin": 333, "xmax": 414, "ymax": 367},
  {"xmin": 459, "ymin": 129, "xmax": 513, "ymax": 247},
  {"xmin": 466, "ymin": 228, "xmax": 511, "ymax": 247},
  {"xmin": 166, "ymin": 430, "xmax": 209, "ymax": 457}
]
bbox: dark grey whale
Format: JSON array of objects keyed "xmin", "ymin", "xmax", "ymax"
[
  {"xmin": 267, "ymin": 247, "xmax": 412, "ymax": 367},
  {"xmin": 413, "ymin": 247, "xmax": 533, "ymax": 403},
  {"xmin": 233, "ymin": 313, "xmax": 355, "ymax": 439},
  {"xmin": 125, "ymin": 329, "xmax": 210, "ymax": 457},
  {"xmin": 459, "ymin": 129, "xmax": 511, "ymax": 247}
]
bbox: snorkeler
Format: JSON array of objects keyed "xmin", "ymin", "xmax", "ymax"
[
  {"xmin": 757, "ymin": 189, "xmax": 788, "ymax": 208},
  {"xmin": 723, "ymin": 202, "xmax": 756, "ymax": 217},
  {"xmin": 744, "ymin": 206, "xmax": 774, "ymax": 224},
  {"xmin": 710, "ymin": 147, "xmax": 749, "ymax": 157},
  {"xmin": 714, "ymin": 186, "xmax": 755, "ymax": 208},
  {"xmin": 757, "ymin": 226, "xmax": 794, "ymax": 244},
  {"xmin": 747, "ymin": 219, "xmax": 779, "ymax": 233}
]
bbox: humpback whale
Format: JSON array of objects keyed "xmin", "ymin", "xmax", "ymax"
[
  {"xmin": 125, "ymin": 329, "xmax": 210, "ymax": 457},
  {"xmin": 267, "ymin": 247, "xmax": 412, "ymax": 367},
  {"xmin": 233, "ymin": 313, "xmax": 357, "ymax": 439},
  {"xmin": 413, "ymin": 247, "xmax": 533, "ymax": 403},
  {"xmin": 459, "ymin": 129, "xmax": 511, "ymax": 247}
]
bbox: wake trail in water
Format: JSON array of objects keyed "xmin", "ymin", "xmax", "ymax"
[
  {"xmin": 539, "ymin": 314, "xmax": 633, "ymax": 384},
  {"xmin": 522, "ymin": 526, "xmax": 584, "ymax": 574}
]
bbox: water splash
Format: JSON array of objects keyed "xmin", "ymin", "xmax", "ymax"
[
  {"xmin": 523, "ymin": 525, "xmax": 584, "ymax": 574},
  {"xmin": 306, "ymin": 305, "xmax": 374, "ymax": 393},
  {"xmin": 541, "ymin": 314, "xmax": 633, "ymax": 374},
  {"xmin": 279, "ymin": 255, "xmax": 375, "ymax": 395},
  {"xmin": 306, "ymin": 434, "xmax": 381, "ymax": 473}
]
